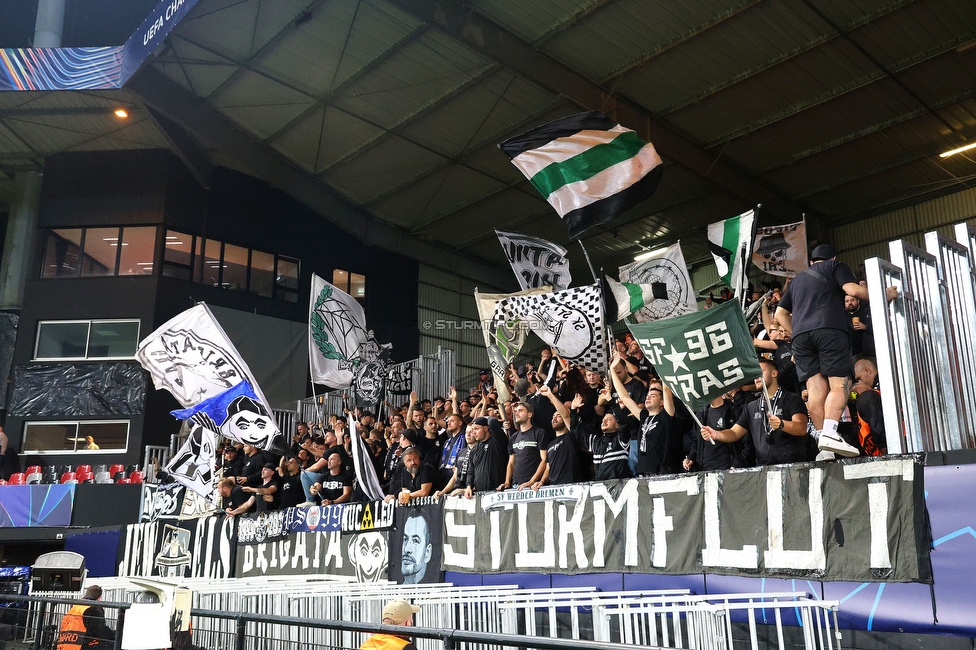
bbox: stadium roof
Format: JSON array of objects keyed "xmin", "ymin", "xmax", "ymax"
[{"xmin": 1, "ymin": 0, "xmax": 975, "ymax": 285}]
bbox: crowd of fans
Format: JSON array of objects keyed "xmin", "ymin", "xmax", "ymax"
[{"xmin": 214, "ymin": 245, "xmax": 889, "ymax": 515}]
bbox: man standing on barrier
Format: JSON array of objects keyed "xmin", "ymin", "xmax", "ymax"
[
  {"xmin": 57, "ymin": 585, "xmax": 114, "ymax": 650},
  {"xmin": 360, "ymin": 599, "xmax": 420, "ymax": 650}
]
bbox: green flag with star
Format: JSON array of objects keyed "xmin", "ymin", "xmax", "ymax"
[{"xmin": 626, "ymin": 300, "xmax": 762, "ymax": 411}]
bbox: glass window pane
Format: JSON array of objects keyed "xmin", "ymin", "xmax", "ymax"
[
  {"xmin": 42, "ymin": 229, "xmax": 83, "ymax": 278},
  {"xmin": 118, "ymin": 227, "xmax": 157, "ymax": 276},
  {"xmin": 331, "ymin": 269, "xmax": 348, "ymax": 292},
  {"xmin": 79, "ymin": 422, "xmax": 128, "ymax": 451},
  {"xmin": 350, "ymin": 273, "xmax": 365, "ymax": 300},
  {"xmin": 164, "ymin": 230, "xmax": 193, "ymax": 264},
  {"xmin": 202, "ymin": 239, "xmax": 222, "ymax": 286},
  {"xmin": 222, "ymin": 244, "xmax": 248, "ymax": 291},
  {"xmin": 35, "ymin": 322, "xmax": 89, "ymax": 359},
  {"xmin": 249, "ymin": 250, "xmax": 274, "ymax": 297},
  {"xmin": 277, "ymin": 257, "xmax": 299, "ymax": 292},
  {"xmin": 192, "ymin": 237, "xmax": 204, "ymax": 283},
  {"xmin": 24, "ymin": 423, "xmax": 76, "ymax": 452},
  {"xmin": 88, "ymin": 321, "xmax": 140, "ymax": 358},
  {"xmin": 82, "ymin": 227, "xmax": 120, "ymax": 276}
]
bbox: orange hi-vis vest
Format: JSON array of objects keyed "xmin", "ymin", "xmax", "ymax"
[
  {"xmin": 57, "ymin": 604, "xmax": 90, "ymax": 650},
  {"xmin": 360, "ymin": 633, "xmax": 412, "ymax": 650},
  {"xmin": 857, "ymin": 389, "xmax": 883, "ymax": 457}
]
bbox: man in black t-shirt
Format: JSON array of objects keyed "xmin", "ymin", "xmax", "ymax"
[
  {"xmin": 313, "ymin": 452, "xmax": 352, "ymax": 506},
  {"xmin": 277, "ymin": 456, "xmax": 305, "ymax": 508},
  {"xmin": 685, "ymin": 395, "xmax": 741, "ymax": 471},
  {"xmin": 532, "ymin": 386, "xmax": 580, "ymax": 487},
  {"xmin": 243, "ymin": 463, "xmax": 281, "ymax": 512},
  {"xmin": 219, "ymin": 477, "xmax": 255, "ymax": 516},
  {"xmin": 612, "ymin": 359, "xmax": 678, "ymax": 476},
  {"xmin": 504, "ymin": 402, "xmax": 548, "ymax": 490},
  {"xmin": 701, "ymin": 359, "xmax": 810, "ymax": 466},
  {"xmin": 777, "ymin": 244, "xmax": 896, "ymax": 458},
  {"xmin": 236, "ymin": 444, "xmax": 268, "ymax": 487},
  {"xmin": 386, "ymin": 447, "xmax": 436, "ymax": 504}
]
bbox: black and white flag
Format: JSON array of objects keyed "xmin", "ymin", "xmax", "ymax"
[
  {"xmin": 617, "ymin": 242, "xmax": 697, "ymax": 322},
  {"xmin": 350, "ymin": 414, "xmax": 384, "ymax": 501},
  {"xmin": 495, "ymin": 230, "xmax": 571, "ymax": 291},
  {"xmin": 163, "ymin": 423, "xmax": 217, "ymax": 500},
  {"xmin": 493, "ymin": 284, "xmax": 606, "ymax": 372}
]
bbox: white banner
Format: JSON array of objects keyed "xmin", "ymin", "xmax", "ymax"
[
  {"xmin": 752, "ymin": 220, "xmax": 808, "ymax": 277},
  {"xmin": 618, "ymin": 241, "xmax": 697, "ymax": 322},
  {"xmin": 308, "ymin": 274, "xmax": 371, "ymax": 389}
]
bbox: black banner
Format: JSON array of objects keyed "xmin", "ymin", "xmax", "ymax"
[
  {"xmin": 441, "ymin": 456, "xmax": 931, "ymax": 583},
  {"xmin": 388, "ymin": 502, "xmax": 443, "ymax": 585},
  {"xmin": 117, "ymin": 516, "xmax": 237, "ymax": 579},
  {"xmin": 236, "ymin": 530, "xmax": 389, "ymax": 581},
  {"xmin": 10, "ymin": 362, "xmax": 146, "ymax": 416},
  {"xmin": 237, "ymin": 510, "xmax": 289, "ymax": 545}
]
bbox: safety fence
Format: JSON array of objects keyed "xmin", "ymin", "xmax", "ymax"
[
  {"xmin": 38, "ymin": 577, "xmax": 843, "ymax": 650},
  {"xmin": 865, "ymin": 221, "xmax": 976, "ymax": 453},
  {"xmin": 297, "ymin": 347, "xmax": 456, "ymax": 426}
]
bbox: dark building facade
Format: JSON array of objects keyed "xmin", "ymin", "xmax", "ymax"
[{"xmin": 5, "ymin": 149, "xmax": 418, "ymax": 469}]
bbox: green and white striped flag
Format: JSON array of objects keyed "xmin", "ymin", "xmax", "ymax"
[
  {"xmin": 499, "ymin": 112, "xmax": 664, "ymax": 239},
  {"xmin": 706, "ymin": 209, "xmax": 756, "ymax": 302}
]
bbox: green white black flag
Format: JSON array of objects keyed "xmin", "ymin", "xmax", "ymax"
[
  {"xmin": 707, "ymin": 210, "xmax": 756, "ymax": 302},
  {"xmin": 627, "ymin": 300, "xmax": 761, "ymax": 411}
]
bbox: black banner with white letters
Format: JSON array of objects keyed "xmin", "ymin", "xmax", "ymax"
[{"xmin": 441, "ymin": 456, "xmax": 931, "ymax": 583}]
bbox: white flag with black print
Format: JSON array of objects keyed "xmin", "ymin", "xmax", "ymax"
[
  {"xmin": 752, "ymin": 219, "xmax": 808, "ymax": 277},
  {"xmin": 495, "ymin": 230, "xmax": 572, "ymax": 291},
  {"xmin": 349, "ymin": 414, "xmax": 384, "ymax": 501},
  {"xmin": 492, "ymin": 283, "xmax": 606, "ymax": 372},
  {"xmin": 163, "ymin": 423, "xmax": 217, "ymax": 500},
  {"xmin": 617, "ymin": 241, "xmax": 697, "ymax": 322}
]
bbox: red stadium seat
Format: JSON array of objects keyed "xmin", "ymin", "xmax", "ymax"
[
  {"xmin": 128, "ymin": 471, "xmax": 145, "ymax": 484},
  {"xmin": 0, "ymin": 479, "xmax": 7, "ymax": 486},
  {"xmin": 117, "ymin": 478, "xmax": 132, "ymax": 484},
  {"xmin": 59, "ymin": 472, "xmax": 77, "ymax": 484},
  {"xmin": 8, "ymin": 473, "xmax": 25, "ymax": 485},
  {"xmin": 76, "ymin": 471, "xmax": 94, "ymax": 483},
  {"xmin": 25, "ymin": 465, "xmax": 42, "ymax": 476},
  {"xmin": 108, "ymin": 464, "xmax": 125, "ymax": 476},
  {"xmin": 75, "ymin": 464, "xmax": 92, "ymax": 475}
]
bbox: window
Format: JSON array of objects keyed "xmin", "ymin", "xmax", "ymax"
[
  {"xmin": 34, "ymin": 320, "xmax": 140, "ymax": 360},
  {"xmin": 23, "ymin": 421, "xmax": 128, "ymax": 453},
  {"xmin": 41, "ymin": 227, "xmax": 157, "ymax": 277},
  {"xmin": 333, "ymin": 269, "xmax": 365, "ymax": 302},
  {"xmin": 162, "ymin": 229, "xmax": 299, "ymax": 301}
]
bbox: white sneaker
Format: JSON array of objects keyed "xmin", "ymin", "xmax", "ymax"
[
  {"xmin": 818, "ymin": 432, "xmax": 859, "ymax": 458},
  {"xmin": 815, "ymin": 450, "xmax": 836, "ymax": 462}
]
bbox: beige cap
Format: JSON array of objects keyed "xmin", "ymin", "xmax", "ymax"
[{"xmin": 382, "ymin": 599, "xmax": 420, "ymax": 625}]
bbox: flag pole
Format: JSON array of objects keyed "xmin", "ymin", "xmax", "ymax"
[
  {"xmin": 760, "ymin": 372, "xmax": 774, "ymax": 415},
  {"xmin": 655, "ymin": 377, "xmax": 715, "ymax": 446},
  {"xmin": 579, "ymin": 240, "xmax": 598, "ymax": 283}
]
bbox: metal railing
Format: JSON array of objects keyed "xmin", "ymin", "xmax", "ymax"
[{"xmin": 865, "ymin": 220, "xmax": 976, "ymax": 454}]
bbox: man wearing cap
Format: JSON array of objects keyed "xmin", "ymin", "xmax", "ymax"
[
  {"xmin": 776, "ymin": 244, "xmax": 897, "ymax": 459},
  {"xmin": 360, "ymin": 599, "xmax": 420, "ymax": 650},
  {"xmin": 242, "ymin": 463, "xmax": 281, "ymax": 512},
  {"xmin": 57, "ymin": 585, "xmax": 114, "ymax": 650}
]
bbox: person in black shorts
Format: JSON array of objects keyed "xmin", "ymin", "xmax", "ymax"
[{"xmin": 775, "ymin": 244, "xmax": 897, "ymax": 458}]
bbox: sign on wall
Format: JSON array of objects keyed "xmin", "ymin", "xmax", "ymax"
[
  {"xmin": 236, "ymin": 530, "xmax": 389, "ymax": 581},
  {"xmin": 117, "ymin": 516, "xmax": 237, "ymax": 579}
]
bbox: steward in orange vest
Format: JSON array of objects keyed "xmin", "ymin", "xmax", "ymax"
[
  {"xmin": 57, "ymin": 585, "xmax": 114, "ymax": 650},
  {"xmin": 360, "ymin": 599, "xmax": 420, "ymax": 650}
]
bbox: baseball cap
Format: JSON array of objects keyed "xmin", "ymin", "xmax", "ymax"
[
  {"xmin": 262, "ymin": 463, "xmax": 276, "ymax": 470},
  {"xmin": 472, "ymin": 416, "xmax": 489, "ymax": 426},
  {"xmin": 479, "ymin": 368, "xmax": 489, "ymax": 375},
  {"xmin": 810, "ymin": 244, "xmax": 836, "ymax": 262},
  {"xmin": 382, "ymin": 599, "xmax": 420, "ymax": 625}
]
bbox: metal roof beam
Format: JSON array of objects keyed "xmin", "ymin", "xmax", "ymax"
[
  {"xmin": 127, "ymin": 66, "xmax": 511, "ymax": 287},
  {"xmin": 386, "ymin": 0, "xmax": 806, "ymax": 222}
]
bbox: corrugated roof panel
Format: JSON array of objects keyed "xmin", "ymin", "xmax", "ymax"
[
  {"xmin": 324, "ymin": 135, "xmax": 447, "ymax": 208},
  {"xmin": 664, "ymin": 39, "xmax": 878, "ymax": 146},
  {"xmin": 371, "ymin": 165, "xmax": 508, "ymax": 230},
  {"xmin": 473, "ymin": 0, "xmax": 594, "ymax": 43},
  {"xmin": 398, "ymin": 72, "xmax": 561, "ymax": 159},
  {"xmin": 211, "ymin": 70, "xmax": 315, "ymax": 139},
  {"xmin": 0, "ymin": 121, "xmax": 29, "ymax": 155},
  {"xmin": 254, "ymin": 0, "xmax": 422, "ymax": 98},
  {"xmin": 2, "ymin": 115, "xmax": 104, "ymax": 154},
  {"xmin": 177, "ymin": 0, "xmax": 278, "ymax": 63},
  {"xmin": 154, "ymin": 36, "xmax": 242, "ymax": 99},
  {"xmin": 617, "ymin": 0, "xmax": 833, "ymax": 114},
  {"xmin": 271, "ymin": 105, "xmax": 385, "ymax": 174},
  {"xmin": 543, "ymin": 0, "xmax": 757, "ymax": 83},
  {"xmin": 66, "ymin": 118, "xmax": 169, "ymax": 151},
  {"xmin": 334, "ymin": 30, "xmax": 494, "ymax": 130},
  {"xmin": 854, "ymin": 0, "xmax": 975, "ymax": 69},
  {"xmin": 435, "ymin": 188, "xmax": 551, "ymax": 245}
]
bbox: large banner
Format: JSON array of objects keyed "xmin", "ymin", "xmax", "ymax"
[
  {"xmin": 117, "ymin": 516, "xmax": 237, "ymax": 579},
  {"xmin": 441, "ymin": 457, "xmax": 930, "ymax": 583},
  {"xmin": 236, "ymin": 530, "xmax": 390, "ymax": 581},
  {"xmin": 388, "ymin": 501, "xmax": 443, "ymax": 585}
]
